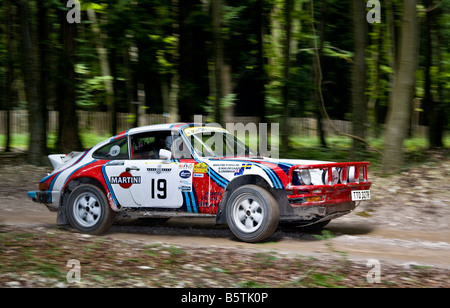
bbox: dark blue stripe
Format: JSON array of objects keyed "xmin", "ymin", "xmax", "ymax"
[
  {"xmin": 258, "ymin": 164, "xmax": 283, "ymax": 189},
  {"xmin": 277, "ymin": 162, "xmax": 294, "ymax": 175},
  {"xmin": 208, "ymin": 168, "xmax": 229, "ymax": 188},
  {"xmin": 189, "ymin": 190, "xmax": 198, "ymax": 213},
  {"xmin": 210, "ymin": 159, "xmax": 283, "ymax": 189},
  {"xmin": 184, "ymin": 192, "xmax": 192, "ymax": 212},
  {"xmin": 102, "ymin": 163, "xmax": 119, "ymax": 207},
  {"xmin": 64, "ymin": 160, "xmax": 98, "ymax": 187},
  {"xmin": 42, "ymin": 151, "xmax": 90, "ymax": 203}
]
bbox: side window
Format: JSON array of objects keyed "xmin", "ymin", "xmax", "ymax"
[
  {"xmin": 93, "ymin": 138, "xmax": 129, "ymax": 159},
  {"xmin": 171, "ymin": 133, "xmax": 192, "ymax": 159},
  {"xmin": 130, "ymin": 131, "xmax": 172, "ymax": 160}
]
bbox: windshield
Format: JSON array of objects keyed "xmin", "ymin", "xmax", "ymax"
[{"xmin": 186, "ymin": 130, "xmax": 257, "ymax": 158}]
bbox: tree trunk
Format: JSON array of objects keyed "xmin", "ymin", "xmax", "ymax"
[
  {"xmin": 57, "ymin": 0, "xmax": 82, "ymax": 153},
  {"xmin": 18, "ymin": 0, "xmax": 47, "ymax": 164},
  {"xmin": 3, "ymin": 0, "xmax": 14, "ymax": 152},
  {"xmin": 312, "ymin": 0, "xmax": 327, "ymax": 148},
  {"xmin": 351, "ymin": 0, "xmax": 368, "ymax": 159},
  {"xmin": 87, "ymin": 9, "xmax": 115, "ymax": 135},
  {"xmin": 382, "ymin": 0, "xmax": 419, "ymax": 172},
  {"xmin": 212, "ymin": 0, "xmax": 223, "ymax": 125},
  {"xmin": 255, "ymin": 0, "xmax": 267, "ymax": 124},
  {"xmin": 38, "ymin": 0, "xmax": 49, "ymax": 141},
  {"xmin": 424, "ymin": 0, "xmax": 444, "ymax": 149},
  {"xmin": 168, "ymin": 0, "xmax": 180, "ymax": 123},
  {"xmin": 110, "ymin": 46, "xmax": 118, "ymax": 135},
  {"xmin": 281, "ymin": 0, "xmax": 293, "ymax": 156}
]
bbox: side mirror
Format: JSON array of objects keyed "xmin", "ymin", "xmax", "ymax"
[{"xmin": 159, "ymin": 149, "xmax": 172, "ymax": 163}]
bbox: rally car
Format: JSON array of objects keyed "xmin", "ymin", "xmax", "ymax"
[{"xmin": 28, "ymin": 123, "xmax": 371, "ymax": 242}]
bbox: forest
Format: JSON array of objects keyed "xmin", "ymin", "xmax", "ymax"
[{"xmin": 0, "ymin": 0, "xmax": 449, "ymax": 172}]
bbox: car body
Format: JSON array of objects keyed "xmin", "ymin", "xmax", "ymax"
[{"xmin": 28, "ymin": 123, "xmax": 372, "ymax": 242}]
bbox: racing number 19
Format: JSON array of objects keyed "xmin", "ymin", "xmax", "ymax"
[{"xmin": 151, "ymin": 179, "xmax": 167, "ymax": 199}]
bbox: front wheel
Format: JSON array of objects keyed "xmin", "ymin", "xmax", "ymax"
[
  {"xmin": 66, "ymin": 184, "xmax": 115, "ymax": 235},
  {"xmin": 226, "ymin": 185, "xmax": 280, "ymax": 243}
]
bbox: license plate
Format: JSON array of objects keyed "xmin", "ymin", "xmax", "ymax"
[{"xmin": 351, "ymin": 190, "xmax": 371, "ymax": 201}]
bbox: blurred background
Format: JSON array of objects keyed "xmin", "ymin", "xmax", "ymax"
[{"xmin": 0, "ymin": 0, "xmax": 449, "ymax": 172}]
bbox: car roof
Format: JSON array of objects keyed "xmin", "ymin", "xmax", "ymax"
[
  {"xmin": 114, "ymin": 123, "xmax": 230, "ymax": 140},
  {"xmin": 125, "ymin": 122, "xmax": 220, "ymax": 135},
  {"xmin": 126, "ymin": 123, "xmax": 184, "ymax": 135}
]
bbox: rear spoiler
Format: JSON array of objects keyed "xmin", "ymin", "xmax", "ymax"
[{"xmin": 48, "ymin": 152, "xmax": 84, "ymax": 170}]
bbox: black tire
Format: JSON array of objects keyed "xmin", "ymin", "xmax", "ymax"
[
  {"xmin": 226, "ymin": 184, "xmax": 280, "ymax": 243},
  {"xmin": 66, "ymin": 184, "xmax": 116, "ymax": 235}
]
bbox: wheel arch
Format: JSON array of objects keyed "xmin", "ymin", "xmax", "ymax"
[
  {"xmin": 63, "ymin": 176, "xmax": 107, "ymax": 198},
  {"xmin": 215, "ymin": 175, "xmax": 276, "ymax": 224},
  {"xmin": 58, "ymin": 176, "xmax": 113, "ymax": 226},
  {"xmin": 62, "ymin": 178, "xmax": 116, "ymax": 234}
]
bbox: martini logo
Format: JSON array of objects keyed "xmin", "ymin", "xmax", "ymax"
[{"xmin": 110, "ymin": 172, "xmax": 141, "ymax": 189}]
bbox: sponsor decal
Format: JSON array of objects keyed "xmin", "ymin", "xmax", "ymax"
[
  {"xmin": 110, "ymin": 172, "xmax": 141, "ymax": 189},
  {"xmin": 184, "ymin": 126, "xmax": 227, "ymax": 137},
  {"xmin": 234, "ymin": 163, "xmax": 252, "ymax": 176},
  {"xmin": 109, "ymin": 145, "xmax": 121, "ymax": 157},
  {"xmin": 193, "ymin": 162, "xmax": 208, "ymax": 173},
  {"xmin": 179, "ymin": 170, "xmax": 191, "ymax": 179},
  {"xmin": 178, "ymin": 163, "xmax": 194, "ymax": 170},
  {"xmin": 199, "ymin": 191, "xmax": 222, "ymax": 208},
  {"xmin": 147, "ymin": 165, "xmax": 171, "ymax": 174},
  {"xmin": 214, "ymin": 163, "xmax": 240, "ymax": 173},
  {"xmin": 208, "ymin": 168, "xmax": 229, "ymax": 189}
]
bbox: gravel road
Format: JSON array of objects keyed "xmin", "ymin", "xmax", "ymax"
[{"xmin": 1, "ymin": 152, "xmax": 449, "ymax": 287}]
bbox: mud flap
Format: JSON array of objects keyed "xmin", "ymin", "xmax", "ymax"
[{"xmin": 56, "ymin": 196, "xmax": 69, "ymax": 226}]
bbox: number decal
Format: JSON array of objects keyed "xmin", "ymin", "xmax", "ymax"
[
  {"xmin": 157, "ymin": 179, "xmax": 167, "ymax": 199},
  {"xmin": 151, "ymin": 179, "xmax": 167, "ymax": 199}
]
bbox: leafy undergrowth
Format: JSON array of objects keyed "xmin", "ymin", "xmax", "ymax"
[{"xmin": 1, "ymin": 225, "xmax": 448, "ymax": 288}]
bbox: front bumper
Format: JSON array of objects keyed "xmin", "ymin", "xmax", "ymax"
[
  {"xmin": 280, "ymin": 201, "xmax": 356, "ymax": 224},
  {"xmin": 279, "ymin": 161, "xmax": 372, "ymax": 224},
  {"xmin": 286, "ymin": 161, "xmax": 371, "ymax": 206}
]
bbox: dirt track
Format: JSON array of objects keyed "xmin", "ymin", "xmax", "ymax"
[{"xmin": 0, "ymin": 153, "xmax": 449, "ymax": 287}]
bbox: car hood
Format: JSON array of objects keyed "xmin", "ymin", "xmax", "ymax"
[
  {"xmin": 204, "ymin": 156, "xmax": 335, "ymax": 186},
  {"xmin": 205, "ymin": 156, "xmax": 333, "ymax": 166}
]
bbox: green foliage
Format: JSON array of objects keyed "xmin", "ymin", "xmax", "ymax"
[
  {"xmin": 0, "ymin": 0, "xmax": 449, "ymax": 163},
  {"xmin": 75, "ymin": 64, "xmax": 113, "ymax": 110}
]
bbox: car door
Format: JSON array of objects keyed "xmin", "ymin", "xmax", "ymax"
[
  {"xmin": 104, "ymin": 131, "xmax": 183, "ymax": 208},
  {"xmin": 137, "ymin": 160, "xmax": 182, "ymax": 208}
]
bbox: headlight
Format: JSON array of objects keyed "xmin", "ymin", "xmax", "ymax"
[
  {"xmin": 297, "ymin": 169, "xmax": 312, "ymax": 185},
  {"xmin": 340, "ymin": 166, "xmax": 356, "ymax": 183},
  {"xmin": 322, "ymin": 168, "xmax": 339, "ymax": 185}
]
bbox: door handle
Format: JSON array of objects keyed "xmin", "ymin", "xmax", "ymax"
[{"xmin": 126, "ymin": 166, "xmax": 140, "ymax": 172}]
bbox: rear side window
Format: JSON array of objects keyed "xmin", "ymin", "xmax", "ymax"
[{"xmin": 93, "ymin": 137, "xmax": 129, "ymax": 159}]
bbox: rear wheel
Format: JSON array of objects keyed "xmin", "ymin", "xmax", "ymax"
[
  {"xmin": 226, "ymin": 185, "xmax": 279, "ymax": 243},
  {"xmin": 66, "ymin": 184, "xmax": 115, "ymax": 235}
]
